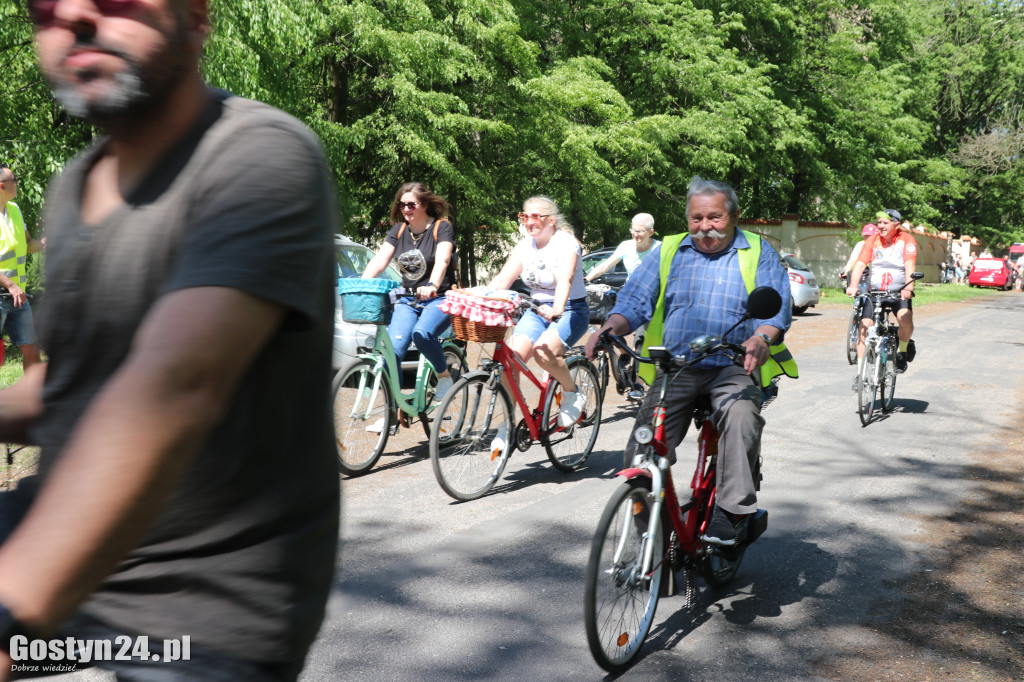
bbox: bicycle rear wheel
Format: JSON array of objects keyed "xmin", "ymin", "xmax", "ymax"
[
  {"xmin": 857, "ymin": 345, "xmax": 878, "ymax": 426},
  {"xmin": 429, "ymin": 373, "xmax": 514, "ymax": 501},
  {"xmin": 333, "ymin": 359, "xmax": 392, "ymax": 476},
  {"xmin": 584, "ymin": 479, "xmax": 665, "ymax": 673},
  {"xmin": 542, "ymin": 357, "xmax": 602, "ymax": 472},
  {"xmin": 880, "ymin": 338, "xmax": 897, "ymax": 413},
  {"xmin": 846, "ymin": 306, "xmax": 860, "ymax": 365}
]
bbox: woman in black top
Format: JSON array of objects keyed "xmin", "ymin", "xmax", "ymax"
[{"xmin": 362, "ymin": 182, "xmax": 458, "ymax": 399}]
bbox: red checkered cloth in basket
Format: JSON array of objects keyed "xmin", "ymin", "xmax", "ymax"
[{"xmin": 441, "ymin": 288, "xmax": 521, "ymax": 327}]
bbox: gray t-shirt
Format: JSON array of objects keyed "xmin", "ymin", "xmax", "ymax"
[{"xmin": 30, "ymin": 91, "xmax": 339, "ymax": 665}]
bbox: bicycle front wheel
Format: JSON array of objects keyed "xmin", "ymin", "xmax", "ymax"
[
  {"xmin": 584, "ymin": 479, "xmax": 664, "ymax": 673},
  {"xmin": 857, "ymin": 345, "xmax": 878, "ymax": 426},
  {"xmin": 542, "ymin": 357, "xmax": 602, "ymax": 472},
  {"xmin": 846, "ymin": 307, "xmax": 859, "ymax": 365},
  {"xmin": 429, "ymin": 373, "xmax": 514, "ymax": 501},
  {"xmin": 881, "ymin": 339, "xmax": 897, "ymax": 412},
  {"xmin": 595, "ymin": 352, "xmax": 610, "ymax": 403},
  {"xmin": 332, "ymin": 359, "xmax": 392, "ymax": 476}
]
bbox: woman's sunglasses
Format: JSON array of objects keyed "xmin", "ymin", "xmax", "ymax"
[
  {"xmin": 29, "ymin": 0, "xmax": 139, "ymax": 28},
  {"xmin": 397, "ymin": 201, "xmax": 419, "ymax": 210}
]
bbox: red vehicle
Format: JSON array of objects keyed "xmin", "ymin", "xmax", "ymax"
[{"xmin": 968, "ymin": 257, "xmax": 1013, "ymax": 290}]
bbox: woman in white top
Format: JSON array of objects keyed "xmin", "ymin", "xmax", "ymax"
[
  {"xmin": 584, "ymin": 213, "xmax": 659, "ymax": 282},
  {"xmin": 490, "ymin": 196, "xmax": 589, "ymax": 426}
]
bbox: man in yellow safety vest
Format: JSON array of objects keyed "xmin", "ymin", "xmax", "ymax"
[
  {"xmin": 586, "ymin": 176, "xmax": 794, "ymax": 547},
  {"xmin": 0, "ymin": 165, "xmax": 44, "ymax": 369}
]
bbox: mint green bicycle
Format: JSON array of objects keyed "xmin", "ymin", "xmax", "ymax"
[{"xmin": 333, "ymin": 284, "xmax": 465, "ymax": 476}]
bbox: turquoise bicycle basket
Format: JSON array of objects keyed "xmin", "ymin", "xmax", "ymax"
[{"xmin": 338, "ymin": 278, "xmax": 400, "ymax": 325}]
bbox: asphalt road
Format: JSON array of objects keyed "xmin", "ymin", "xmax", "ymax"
[{"xmin": 297, "ymin": 293, "xmax": 1024, "ymax": 681}]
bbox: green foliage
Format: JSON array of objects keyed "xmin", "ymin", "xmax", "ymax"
[{"xmin": 3, "ymin": 0, "xmax": 1024, "ymax": 283}]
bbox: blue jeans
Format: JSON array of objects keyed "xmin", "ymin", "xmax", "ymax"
[
  {"xmin": 387, "ymin": 296, "xmax": 451, "ymax": 373},
  {"xmin": 0, "ymin": 297, "xmax": 37, "ymax": 346}
]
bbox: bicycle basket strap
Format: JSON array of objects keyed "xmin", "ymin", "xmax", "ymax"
[{"xmin": 337, "ymin": 278, "xmax": 400, "ymax": 295}]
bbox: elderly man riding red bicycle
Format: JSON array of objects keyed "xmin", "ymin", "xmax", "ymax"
[{"xmin": 585, "ymin": 177, "xmax": 794, "ymax": 547}]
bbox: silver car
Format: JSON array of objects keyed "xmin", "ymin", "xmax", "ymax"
[
  {"xmin": 780, "ymin": 252, "xmax": 820, "ymax": 315},
  {"xmin": 333, "ymin": 235, "xmax": 402, "ymax": 373}
]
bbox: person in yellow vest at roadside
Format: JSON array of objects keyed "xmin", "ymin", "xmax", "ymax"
[
  {"xmin": 585, "ymin": 177, "xmax": 794, "ymax": 547},
  {"xmin": 0, "ymin": 165, "xmax": 44, "ymax": 369}
]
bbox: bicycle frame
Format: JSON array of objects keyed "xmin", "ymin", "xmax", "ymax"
[
  {"xmin": 347, "ymin": 323, "xmax": 456, "ymax": 422},
  {"xmin": 613, "ymin": 386, "xmax": 718, "ymax": 583},
  {"xmin": 485, "ymin": 339, "xmax": 565, "ymax": 442}
]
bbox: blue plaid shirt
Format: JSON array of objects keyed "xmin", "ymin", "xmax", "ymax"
[{"xmin": 611, "ymin": 230, "xmax": 792, "ymax": 369}]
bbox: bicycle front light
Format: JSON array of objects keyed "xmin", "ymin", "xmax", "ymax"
[
  {"xmin": 689, "ymin": 334, "xmax": 714, "ymax": 354},
  {"xmin": 634, "ymin": 425, "xmax": 654, "ymax": 445}
]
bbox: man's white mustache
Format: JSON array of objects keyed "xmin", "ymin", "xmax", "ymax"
[{"xmin": 696, "ymin": 229, "xmax": 727, "ymax": 240}]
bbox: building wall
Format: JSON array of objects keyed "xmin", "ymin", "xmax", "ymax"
[{"xmin": 738, "ymin": 216, "xmax": 953, "ymax": 286}]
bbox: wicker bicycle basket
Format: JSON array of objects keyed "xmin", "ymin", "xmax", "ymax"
[
  {"xmin": 451, "ymin": 315, "xmax": 509, "ymax": 343},
  {"xmin": 442, "ymin": 288, "xmax": 520, "ymax": 343}
]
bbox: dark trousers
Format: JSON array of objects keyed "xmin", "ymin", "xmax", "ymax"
[{"xmin": 624, "ymin": 364, "xmax": 764, "ymax": 515}]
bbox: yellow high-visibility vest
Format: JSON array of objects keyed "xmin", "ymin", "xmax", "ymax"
[
  {"xmin": 638, "ymin": 229, "xmax": 798, "ymax": 386},
  {"xmin": 0, "ymin": 202, "xmax": 27, "ymax": 288}
]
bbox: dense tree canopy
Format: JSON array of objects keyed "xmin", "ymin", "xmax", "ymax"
[{"xmin": 2, "ymin": 0, "xmax": 1023, "ymax": 286}]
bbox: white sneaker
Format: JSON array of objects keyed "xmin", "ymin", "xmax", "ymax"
[
  {"xmin": 434, "ymin": 375, "xmax": 454, "ymax": 401},
  {"xmin": 365, "ymin": 417, "xmax": 386, "ymax": 434},
  {"xmin": 489, "ymin": 424, "xmax": 508, "ymax": 457},
  {"xmin": 558, "ymin": 390, "xmax": 587, "ymax": 427}
]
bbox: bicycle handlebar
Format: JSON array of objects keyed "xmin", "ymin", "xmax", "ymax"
[{"xmin": 597, "ymin": 329, "xmax": 745, "ymax": 373}]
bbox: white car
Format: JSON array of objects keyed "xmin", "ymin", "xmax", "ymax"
[
  {"xmin": 780, "ymin": 252, "xmax": 820, "ymax": 315},
  {"xmin": 333, "ymin": 235, "xmax": 401, "ymax": 373}
]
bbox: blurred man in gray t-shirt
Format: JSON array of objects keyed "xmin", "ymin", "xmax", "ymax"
[{"xmin": 0, "ymin": 1, "xmax": 338, "ymax": 679}]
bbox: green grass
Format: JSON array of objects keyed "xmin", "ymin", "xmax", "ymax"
[
  {"xmin": 819, "ymin": 283, "xmax": 1000, "ymax": 306},
  {"xmin": 0, "ymin": 346, "xmax": 36, "ymax": 488},
  {"xmin": 0, "ymin": 346, "xmax": 25, "ymax": 389}
]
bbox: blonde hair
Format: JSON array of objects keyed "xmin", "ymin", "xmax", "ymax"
[{"xmin": 524, "ymin": 195, "xmax": 575, "ymax": 236}]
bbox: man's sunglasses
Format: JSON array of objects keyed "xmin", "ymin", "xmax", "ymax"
[
  {"xmin": 28, "ymin": 0, "xmax": 139, "ymax": 28},
  {"xmin": 397, "ymin": 201, "xmax": 419, "ymax": 210}
]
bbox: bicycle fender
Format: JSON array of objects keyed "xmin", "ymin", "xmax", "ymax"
[{"xmin": 614, "ymin": 467, "xmax": 652, "ymax": 480}]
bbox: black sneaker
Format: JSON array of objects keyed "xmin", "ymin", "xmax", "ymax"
[
  {"xmin": 701, "ymin": 507, "xmax": 743, "ymax": 547},
  {"xmin": 895, "ymin": 352, "xmax": 908, "ymax": 373},
  {"xmin": 906, "ymin": 339, "xmax": 917, "ymax": 362}
]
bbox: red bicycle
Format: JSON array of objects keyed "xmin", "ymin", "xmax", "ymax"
[
  {"xmin": 583, "ymin": 287, "xmax": 783, "ymax": 672},
  {"xmin": 428, "ymin": 296, "xmax": 602, "ymax": 501}
]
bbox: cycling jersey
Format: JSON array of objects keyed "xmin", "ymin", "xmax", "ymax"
[{"xmin": 858, "ymin": 229, "xmax": 917, "ymax": 292}]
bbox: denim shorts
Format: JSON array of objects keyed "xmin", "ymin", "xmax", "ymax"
[
  {"xmin": 512, "ymin": 298, "xmax": 589, "ymax": 348},
  {"xmin": 0, "ymin": 297, "xmax": 37, "ymax": 346}
]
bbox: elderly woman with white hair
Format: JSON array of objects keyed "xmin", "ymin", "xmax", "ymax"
[
  {"xmin": 489, "ymin": 195, "xmax": 590, "ymax": 427},
  {"xmin": 584, "ymin": 213, "xmax": 660, "ymax": 283}
]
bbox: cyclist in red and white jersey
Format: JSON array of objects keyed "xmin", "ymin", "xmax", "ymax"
[{"xmin": 845, "ymin": 209, "xmax": 917, "ymax": 380}]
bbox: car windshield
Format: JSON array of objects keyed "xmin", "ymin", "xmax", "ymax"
[
  {"xmin": 782, "ymin": 254, "xmax": 810, "ymax": 270},
  {"xmin": 336, "ymin": 242, "xmax": 400, "ymax": 281},
  {"xmin": 973, "ymin": 259, "xmax": 1004, "ymax": 270},
  {"xmin": 582, "ymin": 251, "xmax": 624, "ymax": 275}
]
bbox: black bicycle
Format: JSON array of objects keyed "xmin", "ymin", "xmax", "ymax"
[
  {"xmin": 840, "ymin": 271, "xmax": 867, "ymax": 365},
  {"xmin": 590, "ymin": 325, "xmax": 646, "ymax": 409}
]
